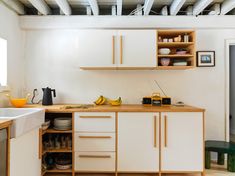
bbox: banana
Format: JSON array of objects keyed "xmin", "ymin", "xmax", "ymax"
[
  {"xmin": 109, "ymin": 97, "xmax": 122, "ymax": 106},
  {"xmin": 94, "ymin": 96, "xmax": 107, "ymax": 105}
]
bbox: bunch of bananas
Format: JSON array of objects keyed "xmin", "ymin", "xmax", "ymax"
[
  {"xmin": 94, "ymin": 96, "xmax": 122, "ymax": 106},
  {"xmin": 108, "ymin": 97, "xmax": 122, "ymax": 106},
  {"xmin": 94, "ymin": 95, "xmax": 107, "ymax": 105}
]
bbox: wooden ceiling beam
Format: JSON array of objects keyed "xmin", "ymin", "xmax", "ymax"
[
  {"xmin": 55, "ymin": 0, "xmax": 71, "ymax": 15},
  {"xmin": 28, "ymin": 0, "xmax": 51, "ymax": 15},
  {"xmin": 221, "ymin": 0, "xmax": 235, "ymax": 15},
  {"xmin": 144, "ymin": 0, "xmax": 154, "ymax": 15},
  {"xmin": 1, "ymin": 0, "xmax": 25, "ymax": 15},
  {"xmin": 87, "ymin": 0, "xmax": 99, "ymax": 15},
  {"xmin": 170, "ymin": 0, "xmax": 186, "ymax": 15},
  {"xmin": 117, "ymin": 0, "xmax": 122, "ymax": 16},
  {"xmin": 193, "ymin": 0, "xmax": 213, "ymax": 16}
]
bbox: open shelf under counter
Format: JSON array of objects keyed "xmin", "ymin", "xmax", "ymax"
[
  {"xmin": 43, "ymin": 148, "xmax": 72, "ymax": 153},
  {"xmin": 42, "ymin": 128, "xmax": 72, "ymax": 135},
  {"xmin": 46, "ymin": 169, "xmax": 72, "ymax": 173}
]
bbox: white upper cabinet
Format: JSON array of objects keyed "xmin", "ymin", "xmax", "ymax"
[
  {"xmin": 117, "ymin": 30, "xmax": 156, "ymax": 68},
  {"xmin": 118, "ymin": 112, "xmax": 159, "ymax": 172},
  {"xmin": 78, "ymin": 30, "xmax": 117, "ymax": 68},
  {"xmin": 78, "ymin": 30, "xmax": 157, "ymax": 69},
  {"xmin": 161, "ymin": 112, "xmax": 204, "ymax": 172}
]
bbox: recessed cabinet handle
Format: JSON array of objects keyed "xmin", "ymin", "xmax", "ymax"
[
  {"xmin": 79, "ymin": 136, "xmax": 112, "ymax": 139},
  {"xmin": 154, "ymin": 116, "xmax": 157, "ymax": 148},
  {"xmin": 112, "ymin": 36, "xmax": 115, "ymax": 65},
  {"xmin": 164, "ymin": 115, "xmax": 168, "ymax": 148},
  {"xmin": 79, "ymin": 116, "xmax": 112, "ymax": 119},
  {"xmin": 120, "ymin": 35, "xmax": 123, "ymax": 64},
  {"xmin": 79, "ymin": 155, "xmax": 111, "ymax": 158}
]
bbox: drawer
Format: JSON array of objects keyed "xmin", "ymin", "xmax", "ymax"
[
  {"xmin": 75, "ymin": 133, "xmax": 115, "ymax": 152},
  {"xmin": 75, "ymin": 112, "xmax": 115, "ymax": 132},
  {"xmin": 75, "ymin": 152, "xmax": 115, "ymax": 172}
]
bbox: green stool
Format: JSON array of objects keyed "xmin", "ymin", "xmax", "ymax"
[{"xmin": 205, "ymin": 140, "xmax": 235, "ymax": 172}]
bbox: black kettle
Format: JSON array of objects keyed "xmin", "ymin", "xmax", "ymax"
[{"xmin": 42, "ymin": 87, "xmax": 56, "ymax": 105}]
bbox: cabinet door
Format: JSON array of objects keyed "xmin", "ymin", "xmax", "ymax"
[
  {"xmin": 117, "ymin": 30, "xmax": 157, "ymax": 67},
  {"xmin": 0, "ymin": 129, "xmax": 7, "ymax": 176},
  {"xmin": 118, "ymin": 112, "xmax": 159, "ymax": 172},
  {"xmin": 161, "ymin": 112, "xmax": 203, "ymax": 172},
  {"xmin": 78, "ymin": 30, "xmax": 117, "ymax": 68}
]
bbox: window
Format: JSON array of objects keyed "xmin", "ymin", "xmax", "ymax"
[{"xmin": 0, "ymin": 38, "xmax": 7, "ymax": 86}]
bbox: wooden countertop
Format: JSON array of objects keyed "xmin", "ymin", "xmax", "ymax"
[
  {"xmin": 0, "ymin": 120, "xmax": 12, "ymax": 129},
  {"xmin": 24, "ymin": 104, "xmax": 205, "ymax": 113}
]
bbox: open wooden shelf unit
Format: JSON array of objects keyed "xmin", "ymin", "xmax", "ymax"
[{"xmin": 157, "ymin": 29, "xmax": 196, "ymax": 70}]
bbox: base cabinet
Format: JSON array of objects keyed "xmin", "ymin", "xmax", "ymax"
[
  {"xmin": 161, "ymin": 112, "xmax": 204, "ymax": 172},
  {"xmin": 118, "ymin": 112, "xmax": 159, "ymax": 172}
]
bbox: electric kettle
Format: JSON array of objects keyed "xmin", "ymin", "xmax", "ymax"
[{"xmin": 42, "ymin": 87, "xmax": 56, "ymax": 105}]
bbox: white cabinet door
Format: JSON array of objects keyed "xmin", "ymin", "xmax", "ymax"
[
  {"xmin": 161, "ymin": 112, "xmax": 204, "ymax": 172},
  {"xmin": 78, "ymin": 30, "xmax": 117, "ymax": 68},
  {"xmin": 117, "ymin": 30, "xmax": 157, "ymax": 67},
  {"xmin": 118, "ymin": 112, "xmax": 159, "ymax": 172}
]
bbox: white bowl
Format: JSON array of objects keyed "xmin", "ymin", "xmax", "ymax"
[{"xmin": 159, "ymin": 48, "xmax": 171, "ymax": 55}]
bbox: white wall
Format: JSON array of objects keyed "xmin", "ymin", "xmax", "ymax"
[
  {"xmin": 0, "ymin": 2, "xmax": 24, "ymax": 107},
  {"xmin": 23, "ymin": 27, "xmax": 235, "ymax": 141}
]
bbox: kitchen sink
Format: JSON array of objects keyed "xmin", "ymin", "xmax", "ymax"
[{"xmin": 0, "ymin": 108, "xmax": 45, "ymax": 138}]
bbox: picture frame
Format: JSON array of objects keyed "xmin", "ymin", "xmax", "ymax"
[{"xmin": 197, "ymin": 51, "xmax": 215, "ymax": 67}]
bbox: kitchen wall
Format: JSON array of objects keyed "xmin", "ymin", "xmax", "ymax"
[
  {"xmin": 23, "ymin": 28, "xmax": 234, "ymax": 141},
  {"xmin": 0, "ymin": 2, "xmax": 24, "ymax": 107}
]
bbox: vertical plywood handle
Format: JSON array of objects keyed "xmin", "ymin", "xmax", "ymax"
[
  {"xmin": 120, "ymin": 35, "xmax": 123, "ymax": 64},
  {"xmin": 164, "ymin": 115, "xmax": 168, "ymax": 148},
  {"xmin": 39, "ymin": 128, "xmax": 42, "ymax": 159},
  {"xmin": 112, "ymin": 36, "xmax": 115, "ymax": 64},
  {"xmin": 154, "ymin": 115, "xmax": 157, "ymax": 148}
]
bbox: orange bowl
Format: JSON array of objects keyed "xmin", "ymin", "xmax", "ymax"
[{"xmin": 10, "ymin": 98, "xmax": 27, "ymax": 108}]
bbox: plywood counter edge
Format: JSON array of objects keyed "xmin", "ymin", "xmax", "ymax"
[
  {"xmin": 24, "ymin": 104, "xmax": 205, "ymax": 113},
  {"xmin": 0, "ymin": 120, "xmax": 12, "ymax": 129}
]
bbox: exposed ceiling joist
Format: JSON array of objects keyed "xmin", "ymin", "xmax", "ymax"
[
  {"xmin": 170, "ymin": 0, "xmax": 186, "ymax": 15},
  {"xmin": 161, "ymin": 6, "xmax": 168, "ymax": 16},
  {"xmin": 87, "ymin": 0, "xmax": 99, "ymax": 15},
  {"xmin": 221, "ymin": 0, "xmax": 235, "ymax": 15},
  {"xmin": 28, "ymin": 0, "xmax": 51, "ymax": 15},
  {"xmin": 186, "ymin": 6, "xmax": 193, "ymax": 15},
  {"xmin": 193, "ymin": 0, "xmax": 213, "ymax": 16},
  {"xmin": 144, "ymin": 0, "xmax": 154, "ymax": 16},
  {"xmin": 1, "ymin": 0, "xmax": 25, "ymax": 15},
  {"xmin": 55, "ymin": 0, "xmax": 71, "ymax": 15},
  {"xmin": 117, "ymin": 0, "xmax": 122, "ymax": 16},
  {"xmin": 208, "ymin": 3, "xmax": 220, "ymax": 15}
]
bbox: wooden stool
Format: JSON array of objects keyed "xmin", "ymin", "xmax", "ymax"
[{"xmin": 205, "ymin": 140, "xmax": 235, "ymax": 172}]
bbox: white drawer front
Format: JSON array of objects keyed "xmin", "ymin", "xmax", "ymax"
[
  {"xmin": 75, "ymin": 112, "xmax": 115, "ymax": 132},
  {"xmin": 75, "ymin": 152, "xmax": 115, "ymax": 172},
  {"xmin": 75, "ymin": 133, "xmax": 115, "ymax": 152}
]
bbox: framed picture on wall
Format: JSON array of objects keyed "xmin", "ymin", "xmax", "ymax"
[{"xmin": 197, "ymin": 51, "xmax": 215, "ymax": 67}]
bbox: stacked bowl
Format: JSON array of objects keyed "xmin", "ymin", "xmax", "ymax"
[{"xmin": 54, "ymin": 118, "xmax": 72, "ymax": 130}]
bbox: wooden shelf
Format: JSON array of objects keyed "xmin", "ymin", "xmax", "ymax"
[
  {"xmin": 43, "ymin": 149, "xmax": 72, "ymax": 153},
  {"xmin": 46, "ymin": 169, "xmax": 72, "ymax": 173},
  {"xmin": 43, "ymin": 128, "xmax": 72, "ymax": 134},
  {"xmin": 157, "ymin": 29, "xmax": 196, "ymax": 70},
  {"xmin": 156, "ymin": 66, "xmax": 195, "ymax": 70},
  {"xmin": 41, "ymin": 169, "xmax": 47, "ymax": 176},
  {"xmin": 158, "ymin": 54, "xmax": 194, "ymax": 58},
  {"xmin": 158, "ymin": 42, "xmax": 194, "ymax": 47}
]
